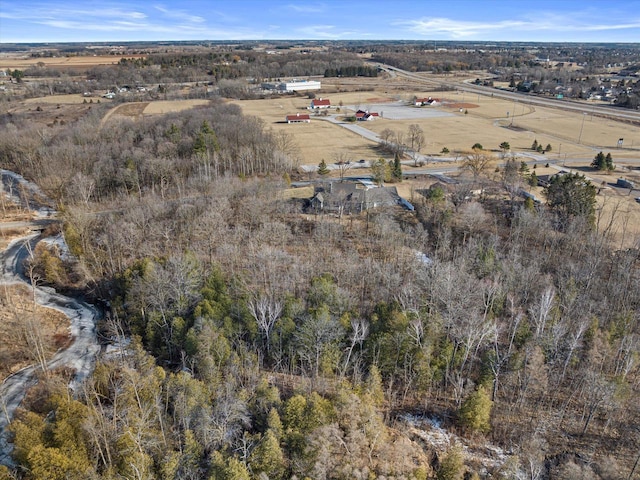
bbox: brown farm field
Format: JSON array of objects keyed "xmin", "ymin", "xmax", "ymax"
[
  {"xmin": 233, "ymin": 87, "xmax": 640, "ymax": 167},
  {"xmin": 0, "ymin": 54, "xmax": 145, "ymax": 71}
]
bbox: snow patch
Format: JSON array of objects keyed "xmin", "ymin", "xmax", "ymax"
[
  {"xmin": 399, "ymin": 413, "xmax": 516, "ymax": 474},
  {"xmin": 41, "ymin": 233, "xmax": 72, "ymax": 261}
]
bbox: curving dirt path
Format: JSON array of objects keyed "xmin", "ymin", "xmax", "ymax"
[{"xmin": 99, "ymin": 101, "xmax": 149, "ymax": 127}]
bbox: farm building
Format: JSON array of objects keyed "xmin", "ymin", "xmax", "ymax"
[
  {"xmin": 310, "ymin": 98, "xmax": 331, "ymax": 109},
  {"xmin": 286, "ymin": 113, "xmax": 311, "ymax": 123},
  {"xmin": 415, "ymin": 97, "xmax": 440, "ymax": 106},
  {"xmin": 355, "ymin": 109, "xmax": 379, "ymax": 121},
  {"xmin": 262, "ymin": 80, "xmax": 322, "ymax": 92}
]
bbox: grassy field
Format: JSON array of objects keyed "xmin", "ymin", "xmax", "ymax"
[
  {"xmin": 233, "ymin": 88, "xmax": 639, "ymax": 167},
  {"xmin": 0, "ymin": 54, "xmax": 145, "ymax": 71},
  {"xmin": 234, "ymin": 96, "xmax": 384, "ymax": 165}
]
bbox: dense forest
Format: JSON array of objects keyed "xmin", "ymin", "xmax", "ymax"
[{"xmin": 1, "ymin": 51, "xmax": 640, "ymax": 479}]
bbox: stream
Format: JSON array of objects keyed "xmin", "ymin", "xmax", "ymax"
[{"xmin": 0, "ymin": 170, "xmax": 101, "ymax": 466}]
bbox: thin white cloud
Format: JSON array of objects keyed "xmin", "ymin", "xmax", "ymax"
[
  {"xmin": 286, "ymin": 3, "xmax": 326, "ymax": 14},
  {"xmin": 400, "ymin": 14, "xmax": 640, "ymax": 39},
  {"xmin": 0, "ymin": 5, "xmax": 147, "ymax": 21},
  {"xmin": 154, "ymin": 5, "xmax": 205, "ymax": 24}
]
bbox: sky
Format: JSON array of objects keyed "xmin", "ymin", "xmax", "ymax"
[{"xmin": 1, "ymin": 0, "xmax": 640, "ymax": 44}]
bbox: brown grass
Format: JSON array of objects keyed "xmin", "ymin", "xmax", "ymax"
[
  {"xmin": 233, "ymin": 86, "xmax": 640, "ymax": 169},
  {"xmin": 142, "ymin": 99, "xmax": 211, "ymax": 115},
  {"xmin": 0, "ymin": 54, "xmax": 145, "ymax": 71},
  {"xmin": 234, "ymin": 97, "xmax": 382, "ymax": 165},
  {"xmin": 0, "ymin": 283, "xmax": 71, "ymax": 380}
]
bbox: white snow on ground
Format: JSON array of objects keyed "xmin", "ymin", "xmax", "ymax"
[
  {"xmin": 41, "ymin": 233, "xmax": 72, "ymax": 261},
  {"xmin": 1, "ymin": 169, "xmax": 55, "ymax": 217},
  {"xmin": 399, "ymin": 413, "xmax": 517, "ymax": 475},
  {"xmin": 0, "ymin": 172, "xmax": 100, "ymax": 467}
]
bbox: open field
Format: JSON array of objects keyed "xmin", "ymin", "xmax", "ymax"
[
  {"xmin": 0, "ymin": 54, "xmax": 145, "ymax": 71},
  {"xmin": 24, "ymin": 93, "xmax": 109, "ymax": 105},
  {"xmin": 233, "ymin": 88, "xmax": 639, "ymax": 168},
  {"xmin": 233, "ymin": 96, "xmax": 384, "ymax": 165},
  {"xmin": 143, "ymin": 99, "xmax": 210, "ymax": 115}
]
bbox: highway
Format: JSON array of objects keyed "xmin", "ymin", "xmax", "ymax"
[{"xmin": 377, "ymin": 64, "xmax": 640, "ymax": 124}]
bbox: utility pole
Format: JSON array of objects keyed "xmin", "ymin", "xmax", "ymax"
[{"xmin": 578, "ymin": 113, "xmax": 587, "ymax": 144}]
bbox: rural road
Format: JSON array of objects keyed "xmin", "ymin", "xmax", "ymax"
[
  {"xmin": 0, "ymin": 173, "xmax": 100, "ymax": 467},
  {"xmin": 310, "ymin": 114, "xmax": 444, "ymax": 168},
  {"xmin": 377, "ymin": 63, "xmax": 640, "ymax": 125}
]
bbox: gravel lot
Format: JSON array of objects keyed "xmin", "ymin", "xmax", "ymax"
[{"xmin": 345, "ymin": 101, "xmax": 456, "ymax": 120}]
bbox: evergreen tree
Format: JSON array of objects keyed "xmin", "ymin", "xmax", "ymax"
[
  {"xmin": 392, "ymin": 152, "xmax": 403, "ymax": 182},
  {"xmin": 210, "ymin": 452, "xmax": 250, "ymax": 480},
  {"xmin": 591, "ymin": 151, "xmax": 614, "ymax": 171},
  {"xmin": 267, "ymin": 407, "xmax": 284, "ymax": 439},
  {"xmin": 193, "ymin": 121, "xmax": 220, "ymax": 156},
  {"xmin": 249, "ymin": 430, "xmax": 286, "ymax": 480},
  {"xmin": 605, "ymin": 152, "xmax": 614, "ymax": 170},
  {"xmin": 524, "ymin": 196, "xmax": 535, "ymax": 211},
  {"xmin": 437, "ymin": 445, "xmax": 465, "ymax": 480},
  {"xmin": 458, "ymin": 385, "xmax": 493, "ymax": 434},
  {"xmin": 531, "ymin": 139, "xmax": 538, "ymax": 151},
  {"xmin": 545, "ymin": 143, "xmax": 552, "ymax": 152},
  {"xmin": 591, "ymin": 151, "xmax": 606, "ymax": 170},
  {"xmin": 365, "ymin": 364, "xmax": 385, "ymax": 406},
  {"xmin": 317, "ymin": 159, "xmax": 330, "ymax": 176}
]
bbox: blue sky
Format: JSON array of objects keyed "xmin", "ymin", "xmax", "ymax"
[{"xmin": 1, "ymin": 1, "xmax": 639, "ymax": 43}]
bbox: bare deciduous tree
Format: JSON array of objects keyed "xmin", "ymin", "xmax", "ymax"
[{"xmin": 248, "ymin": 294, "xmax": 283, "ymax": 356}]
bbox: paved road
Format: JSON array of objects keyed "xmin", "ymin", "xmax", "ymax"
[{"xmin": 377, "ymin": 64, "xmax": 640, "ymax": 124}]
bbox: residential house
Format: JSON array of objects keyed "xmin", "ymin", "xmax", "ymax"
[
  {"xmin": 308, "ymin": 180, "xmax": 405, "ymax": 215},
  {"xmin": 355, "ymin": 109, "xmax": 379, "ymax": 121},
  {"xmin": 286, "ymin": 113, "xmax": 311, "ymax": 123},
  {"xmin": 415, "ymin": 96, "xmax": 440, "ymax": 106},
  {"xmin": 310, "ymin": 98, "xmax": 331, "ymax": 109}
]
